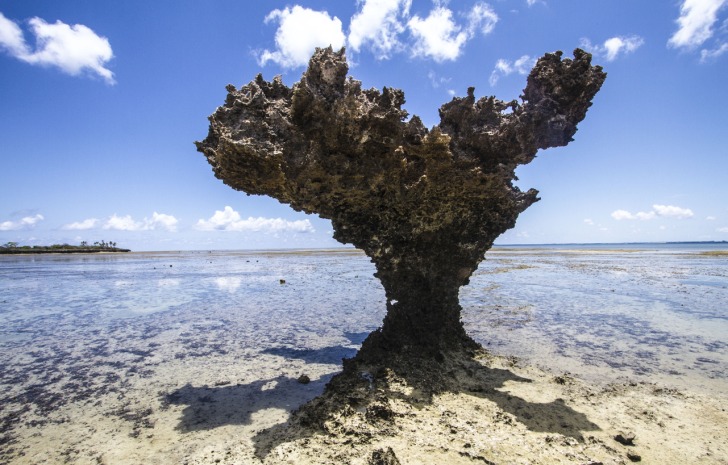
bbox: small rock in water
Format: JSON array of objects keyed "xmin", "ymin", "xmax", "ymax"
[
  {"xmin": 614, "ymin": 431, "xmax": 636, "ymax": 446},
  {"xmin": 297, "ymin": 374, "xmax": 310, "ymax": 384},
  {"xmin": 627, "ymin": 451, "xmax": 642, "ymax": 462}
]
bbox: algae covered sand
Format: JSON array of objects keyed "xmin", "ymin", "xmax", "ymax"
[{"xmin": 0, "ymin": 248, "xmax": 726, "ymax": 464}]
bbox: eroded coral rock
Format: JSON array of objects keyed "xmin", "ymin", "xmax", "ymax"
[{"xmin": 196, "ymin": 47, "xmax": 605, "ymax": 362}]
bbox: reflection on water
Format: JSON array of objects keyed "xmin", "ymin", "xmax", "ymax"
[
  {"xmin": 214, "ymin": 276, "xmax": 242, "ymax": 293},
  {"xmin": 0, "ymin": 247, "xmax": 726, "ymax": 393}
]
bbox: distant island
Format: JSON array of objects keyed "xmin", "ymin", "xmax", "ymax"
[
  {"xmin": 0, "ymin": 240, "xmax": 130, "ymax": 255},
  {"xmin": 666, "ymin": 240, "xmax": 728, "ymax": 244}
]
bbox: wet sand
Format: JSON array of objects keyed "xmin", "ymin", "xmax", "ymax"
[{"xmin": 0, "ymin": 248, "xmax": 726, "ymax": 464}]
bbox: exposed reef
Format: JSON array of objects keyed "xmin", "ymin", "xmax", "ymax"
[{"xmin": 196, "ymin": 46, "xmax": 605, "ymax": 368}]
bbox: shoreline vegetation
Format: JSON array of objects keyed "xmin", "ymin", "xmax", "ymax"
[{"xmin": 0, "ymin": 240, "xmax": 130, "ymax": 255}]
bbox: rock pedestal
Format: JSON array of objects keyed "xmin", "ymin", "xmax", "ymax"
[{"xmin": 196, "ymin": 47, "xmax": 605, "ymax": 365}]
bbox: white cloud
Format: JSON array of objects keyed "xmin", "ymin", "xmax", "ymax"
[
  {"xmin": 700, "ymin": 41, "xmax": 728, "ymax": 61},
  {"xmin": 0, "ymin": 214, "xmax": 44, "ymax": 231},
  {"xmin": 584, "ymin": 218, "xmax": 595, "ymax": 226},
  {"xmin": 0, "ymin": 12, "xmax": 27, "ymax": 56},
  {"xmin": 408, "ymin": 6, "xmax": 466, "ymax": 62},
  {"xmin": 62, "ymin": 218, "xmax": 98, "ymax": 230},
  {"xmin": 258, "ymin": 2, "xmax": 498, "ymax": 67},
  {"xmin": 258, "ymin": 6, "xmax": 346, "ymax": 69},
  {"xmin": 653, "ymin": 204, "xmax": 694, "ymax": 219},
  {"xmin": 718, "ymin": 226, "xmax": 728, "ymax": 233},
  {"xmin": 668, "ymin": 0, "xmax": 728, "ymax": 49},
  {"xmin": 104, "ymin": 214, "xmax": 140, "ymax": 231},
  {"xmin": 0, "ymin": 12, "xmax": 114, "ymax": 84},
  {"xmin": 467, "ymin": 2, "xmax": 499, "ymax": 36},
  {"xmin": 489, "ymin": 54, "xmax": 535, "ymax": 86},
  {"xmin": 707, "ymin": 216, "xmax": 717, "ymax": 220},
  {"xmin": 103, "ymin": 212, "xmax": 178, "ymax": 232},
  {"xmin": 611, "ymin": 209, "xmax": 655, "ymax": 221},
  {"xmin": 611, "ymin": 204, "xmax": 694, "ymax": 221},
  {"xmin": 603, "ymin": 36, "xmax": 645, "ymax": 61},
  {"xmin": 580, "ymin": 35, "xmax": 644, "ymax": 62},
  {"xmin": 408, "ymin": 2, "xmax": 496, "ymax": 62},
  {"xmin": 348, "ymin": 0, "xmax": 411, "ymax": 59},
  {"xmin": 149, "ymin": 212, "xmax": 179, "ymax": 231},
  {"xmin": 196, "ymin": 206, "xmax": 315, "ymax": 233}
]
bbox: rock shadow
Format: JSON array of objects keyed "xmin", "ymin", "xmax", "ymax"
[
  {"xmin": 252, "ymin": 351, "xmax": 601, "ymax": 461},
  {"xmin": 163, "ymin": 374, "xmax": 330, "ymax": 432},
  {"xmin": 164, "ymin": 342, "xmax": 364, "ymax": 432},
  {"xmin": 441, "ymin": 359, "xmax": 599, "ymax": 438},
  {"xmin": 261, "ymin": 345, "xmax": 358, "ymax": 366}
]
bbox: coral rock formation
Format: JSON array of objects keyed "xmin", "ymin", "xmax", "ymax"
[{"xmin": 196, "ymin": 47, "xmax": 605, "ymax": 365}]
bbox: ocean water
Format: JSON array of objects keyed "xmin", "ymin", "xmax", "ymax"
[
  {"xmin": 1, "ymin": 246, "xmax": 726, "ymax": 423},
  {"xmin": 465, "ymin": 244, "xmax": 728, "ymax": 392}
]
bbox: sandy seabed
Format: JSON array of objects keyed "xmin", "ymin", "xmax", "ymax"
[
  {"xmin": 2, "ymin": 344, "xmax": 725, "ymax": 465},
  {"xmin": 1, "ymin": 249, "xmax": 726, "ymax": 464}
]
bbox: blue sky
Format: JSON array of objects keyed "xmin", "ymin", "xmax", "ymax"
[{"xmin": 1, "ymin": 0, "xmax": 726, "ymax": 251}]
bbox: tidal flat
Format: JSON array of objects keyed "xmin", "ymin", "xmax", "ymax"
[{"xmin": 0, "ymin": 246, "xmax": 726, "ymax": 464}]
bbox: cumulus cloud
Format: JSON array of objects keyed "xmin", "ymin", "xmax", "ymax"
[
  {"xmin": 408, "ymin": 2, "xmax": 497, "ymax": 62},
  {"xmin": 348, "ymin": 0, "xmax": 411, "ymax": 59},
  {"xmin": 196, "ymin": 206, "xmax": 315, "ymax": 233},
  {"xmin": 580, "ymin": 35, "xmax": 644, "ymax": 62},
  {"xmin": 611, "ymin": 209, "xmax": 655, "ymax": 221},
  {"xmin": 653, "ymin": 204, "xmax": 694, "ymax": 219},
  {"xmin": 603, "ymin": 36, "xmax": 645, "ymax": 60},
  {"xmin": 718, "ymin": 226, "xmax": 728, "ymax": 233},
  {"xmin": 489, "ymin": 54, "xmax": 535, "ymax": 86},
  {"xmin": 103, "ymin": 214, "xmax": 137, "ymax": 231},
  {"xmin": 258, "ymin": 2, "xmax": 498, "ymax": 67},
  {"xmin": 0, "ymin": 12, "xmax": 114, "ymax": 84},
  {"xmin": 408, "ymin": 6, "xmax": 467, "ymax": 61},
  {"xmin": 668, "ymin": 0, "xmax": 727, "ymax": 49},
  {"xmin": 0, "ymin": 214, "xmax": 44, "ymax": 231},
  {"xmin": 62, "ymin": 218, "xmax": 98, "ymax": 230},
  {"xmin": 149, "ymin": 212, "xmax": 179, "ymax": 231},
  {"xmin": 103, "ymin": 212, "xmax": 179, "ymax": 232},
  {"xmin": 258, "ymin": 6, "xmax": 346, "ymax": 68},
  {"xmin": 611, "ymin": 204, "xmax": 694, "ymax": 221}
]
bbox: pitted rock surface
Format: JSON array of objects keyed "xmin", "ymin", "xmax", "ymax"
[{"xmin": 197, "ymin": 47, "xmax": 605, "ymax": 362}]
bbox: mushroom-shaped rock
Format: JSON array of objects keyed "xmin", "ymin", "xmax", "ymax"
[{"xmin": 196, "ymin": 47, "xmax": 606, "ymax": 365}]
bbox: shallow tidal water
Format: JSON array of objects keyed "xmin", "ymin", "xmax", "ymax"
[
  {"xmin": 463, "ymin": 245, "xmax": 728, "ymax": 393},
  {"xmin": 0, "ymin": 245, "xmax": 726, "ymax": 462}
]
